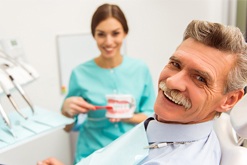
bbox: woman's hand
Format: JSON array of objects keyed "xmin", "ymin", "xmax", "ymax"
[
  {"xmin": 37, "ymin": 157, "xmax": 64, "ymax": 165},
  {"xmin": 62, "ymin": 97, "xmax": 96, "ymax": 118},
  {"xmin": 109, "ymin": 118, "xmax": 121, "ymax": 122}
]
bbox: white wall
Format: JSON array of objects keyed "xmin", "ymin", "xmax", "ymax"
[
  {"xmin": 0, "ymin": 0, "xmax": 234, "ymax": 111},
  {"xmin": 0, "ymin": 0, "xmax": 236, "ymax": 164}
]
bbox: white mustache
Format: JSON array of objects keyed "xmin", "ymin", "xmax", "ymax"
[{"xmin": 159, "ymin": 81, "xmax": 192, "ymax": 110}]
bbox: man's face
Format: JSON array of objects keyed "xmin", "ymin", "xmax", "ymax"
[{"xmin": 154, "ymin": 38, "xmax": 236, "ymax": 124}]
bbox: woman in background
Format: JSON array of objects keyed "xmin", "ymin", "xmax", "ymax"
[{"xmin": 39, "ymin": 3, "xmax": 155, "ymax": 165}]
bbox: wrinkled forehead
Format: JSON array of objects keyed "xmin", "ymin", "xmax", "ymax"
[
  {"xmin": 176, "ymin": 38, "xmax": 236, "ymax": 65},
  {"xmin": 174, "ymin": 39, "xmax": 236, "ymax": 81}
]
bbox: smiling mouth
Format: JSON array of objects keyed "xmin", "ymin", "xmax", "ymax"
[
  {"xmin": 104, "ymin": 47, "xmax": 113, "ymax": 51},
  {"xmin": 159, "ymin": 82, "xmax": 191, "ymax": 110},
  {"xmin": 162, "ymin": 91, "xmax": 185, "ymax": 108},
  {"xmin": 164, "ymin": 92, "xmax": 184, "ymax": 106}
]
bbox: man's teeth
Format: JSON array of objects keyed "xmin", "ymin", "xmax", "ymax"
[
  {"xmin": 159, "ymin": 82, "xmax": 191, "ymax": 109},
  {"xmin": 164, "ymin": 92, "xmax": 182, "ymax": 105}
]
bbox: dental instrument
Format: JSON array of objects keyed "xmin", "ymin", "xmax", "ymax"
[
  {"xmin": 0, "ymin": 64, "xmax": 35, "ymax": 114},
  {"xmin": 94, "ymin": 106, "xmax": 114, "ymax": 112},
  {"xmin": 0, "ymin": 80, "xmax": 27, "ymax": 120},
  {"xmin": 0, "ymin": 102, "xmax": 11, "ymax": 128}
]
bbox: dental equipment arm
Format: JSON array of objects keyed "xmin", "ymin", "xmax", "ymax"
[{"xmin": 0, "ymin": 50, "xmax": 36, "ymax": 79}]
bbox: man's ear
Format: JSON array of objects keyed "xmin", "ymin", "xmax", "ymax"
[{"xmin": 216, "ymin": 89, "xmax": 244, "ymax": 112}]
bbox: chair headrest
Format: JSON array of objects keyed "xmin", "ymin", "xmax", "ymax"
[{"xmin": 230, "ymin": 93, "xmax": 247, "ymax": 138}]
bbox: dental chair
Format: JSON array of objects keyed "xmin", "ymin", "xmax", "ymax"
[{"xmin": 214, "ymin": 94, "xmax": 247, "ymax": 165}]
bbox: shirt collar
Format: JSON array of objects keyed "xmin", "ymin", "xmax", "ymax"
[{"xmin": 146, "ymin": 119, "xmax": 214, "ymax": 143}]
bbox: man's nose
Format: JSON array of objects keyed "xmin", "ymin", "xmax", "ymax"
[{"xmin": 165, "ymin": 71, "xmax": 187, "ymax": 91}]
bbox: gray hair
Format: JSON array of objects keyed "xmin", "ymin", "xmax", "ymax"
[{"xmin": 183, "ymin": 20, "xmax": 247, "ymax": 93}]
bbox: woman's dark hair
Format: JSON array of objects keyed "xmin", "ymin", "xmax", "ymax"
[{"xmin": 91, "ymin": 3, "xmax": 129, "ymax": 36}]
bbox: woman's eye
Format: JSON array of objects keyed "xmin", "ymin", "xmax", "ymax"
[
  {"xmin": 112, "ymin": 32, "xmax": 120, "ymax": 36},
  {"xmin": 97, "ymin": 33, "xmax": 105, "ymax": 37}
]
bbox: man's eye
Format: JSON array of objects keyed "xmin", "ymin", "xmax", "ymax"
[
  {"xmin": 196, "ymin": 75, "xmax": 206, "ymax": 83},
  {"xmin": 171, "ymin": 62, "xmax": 180, "ymax": 69}
]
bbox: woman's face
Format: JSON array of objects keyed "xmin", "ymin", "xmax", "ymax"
[{"xmin": 94, "ymin": 17, "xmax": 126, "ymax": 59}]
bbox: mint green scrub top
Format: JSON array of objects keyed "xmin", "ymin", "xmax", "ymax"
[{"xmin": 65, "ymin": 56, "xmax": 156, "ymax": 164}]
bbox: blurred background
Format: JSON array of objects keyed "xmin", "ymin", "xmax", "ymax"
[{"xmin": 0, "ymin": 0, "xmax": 246, "ymax": 164}]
